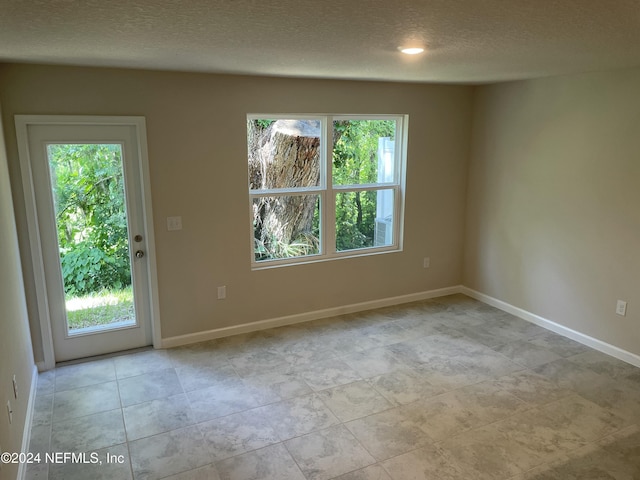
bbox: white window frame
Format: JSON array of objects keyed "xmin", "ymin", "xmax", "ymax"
[{"xmin": 248, "ymin": 114, "xmax": 407, "ymax": 269}]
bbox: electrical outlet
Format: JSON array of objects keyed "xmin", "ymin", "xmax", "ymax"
[
  {"xmin": 217, "ymin": 286, "xmax": 226, "ymax": 300},
  {"xmin": 616, "ymin": 300, "xmax": 627, "ymax": 316},
  {"xmin": 12, "ymin": 374, "xmax": 18, "ymax": 399},
  {"xmin": 7, "ymin": 400, "xmax": 13, "ymax": 425},
  {"xmin": 423, "ymin": 257, "xmax": 430, "ymax": 268}
]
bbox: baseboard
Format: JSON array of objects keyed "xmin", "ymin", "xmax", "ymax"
[
  {"xmin": 18, "ymin": 365, "xmax": 38, "ymax": 480},
  {"xmin": 161, "ymin": 285, "xmax": 463, "ymax": 348},
  {"xmin": 461, "ymin": 287, "xmax": 640, "ymax": 368},
  {"xmin": 162, "ymin": 284, "xmax": 640, "ymax": 368},
  {"xmin": 35, "ymin": 361, "xmax": 47, "ymax": 372}
]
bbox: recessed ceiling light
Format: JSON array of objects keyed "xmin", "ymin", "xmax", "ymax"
[{"xmin": 399, "ymin": 47, "xmax": 425, "ymax": 55}]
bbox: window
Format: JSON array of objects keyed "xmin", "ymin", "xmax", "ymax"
[{"xmin": 247, "ymin": 114, "xmax": 406, "ymax": 267}]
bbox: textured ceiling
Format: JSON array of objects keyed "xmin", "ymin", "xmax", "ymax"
[{"xmin": 1, "ymin": 0, "xmax": 639, "ymax": 83}]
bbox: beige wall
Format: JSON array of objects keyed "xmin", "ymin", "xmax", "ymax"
[
  {"xmin": 0, "ymin": 64, "xmax": 472, "ymax": 358},
  {"xmin": 2, "ymin": 61, "xmax": 640, "ymax": 379},
  {"xmin": 0, "ymin": 104, "xmax": 35, "ymax": 480},
  {"xmin": 3, "ymin": 62, "xmax": 639, "ymax": 367},
  {"xmin": 465, "ymin": 67, "xmax": 640, "ymax": 355}
]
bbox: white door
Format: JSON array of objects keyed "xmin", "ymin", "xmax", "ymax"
[{"xmin": 17, "ymin": 117, "xmax": 159, "ymax": 363}]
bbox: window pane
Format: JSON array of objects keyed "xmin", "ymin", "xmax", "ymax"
[
  {"xmin": 333, "ymin": 119, "xmax": 396, "ymax": 186},
  {"xmin": 335, "ymin": 189, "xmax": 394, "ymax": 252},
  {"xmin": 47, "ymin": 144, "xmax": 135, "ymax": 332},
  {"xmin": 253, "ymin": 195, "xmax": 320, "ymax": 261},
  {"xmin": 248, "ymin": 119, "xmax": 322, "ymax": 190}
]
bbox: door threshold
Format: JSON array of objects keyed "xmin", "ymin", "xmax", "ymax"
[{"xmin": 55, "ymin": 345, "xmax": 154, "ymax": 368}]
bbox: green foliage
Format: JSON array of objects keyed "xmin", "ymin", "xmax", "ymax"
[
  {"xmin": 254, "ymin": 119, "xmax": 275, "ymax": 129},
  {"xmin": 66, "ymin": 287, "xmax": 134, "ymax": 330},
  {"xmin": 333, "ymin": 120, "xmax": 395, "ymax": 185},
  {"xmin": 335, "ymin": 191, "xmax": 377, "ymax": 251},
  {"xmin": 333, "ymin": 120, "xmax": 395, "ymax": 251},
  {"xmin": 48, "ymin": 144, "xmax": 132, "ymax": 295},
  {"xmin": 60, "ymin": 243, "xmax": 127, "ymax": 295}
]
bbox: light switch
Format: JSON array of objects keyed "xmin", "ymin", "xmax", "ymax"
[{"xmin": 167, "ymin": 216, "xmax": 182, "ymax": 231}]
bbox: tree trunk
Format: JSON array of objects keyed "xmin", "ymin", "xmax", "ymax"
[{"xmin": 249, "ymin": 119, "xmax": 321, "ymax": 253}]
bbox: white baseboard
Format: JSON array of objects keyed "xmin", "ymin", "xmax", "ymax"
[
  {"xmin": 461, "ymin": 287, "xmax": 640, "ymax": 368},
  {"xmin": 161, "ymin": 284, "xmax": 640, "ymax": 368},
  {"xmin": 18, "ymin": 365, "xmax": 38, "ymax": 480},
  {"xmin": 161, "ymin": 285, "xmax": 463, "ymax": 348}
]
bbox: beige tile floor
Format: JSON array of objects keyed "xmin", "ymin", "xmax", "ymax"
[{"xmin": 26, "ymin": 294, "xmax": 640, "ymax": 479}]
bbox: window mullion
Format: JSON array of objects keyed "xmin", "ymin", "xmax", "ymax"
[
  {"xmin": 249, "ymin": 186, "xmax": 323, "ymax": 197},
  {"xmin": 332, "ymin": 183, "xmax": 397, "ymax": 192}
]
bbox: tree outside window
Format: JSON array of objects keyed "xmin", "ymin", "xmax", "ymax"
[{"xmin": 247, "ymin": 115, "xmax": 406, "ymax": 266}]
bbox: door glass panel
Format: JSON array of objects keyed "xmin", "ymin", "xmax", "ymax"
[{"xmin": 47, "ymin": 144, "xmax": 136, "ymax": 334}]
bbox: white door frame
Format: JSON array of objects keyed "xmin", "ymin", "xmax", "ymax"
[{"xmin": 15, "ymin": 115, "xmax": 162, "ymax": 370}]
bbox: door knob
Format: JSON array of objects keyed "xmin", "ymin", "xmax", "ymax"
[{"xmin": 135, "ymin": 250, "xmax": 145, "ymax": 259}]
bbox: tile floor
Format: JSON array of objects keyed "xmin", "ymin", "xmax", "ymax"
[{"xmin": 26, "ymin": 294, "xmax": 640, "ymax": 479}]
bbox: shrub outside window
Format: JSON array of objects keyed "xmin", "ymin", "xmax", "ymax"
[{"xmin": 247, "ymin": 114, "xmax": 406, "ymax": 267}]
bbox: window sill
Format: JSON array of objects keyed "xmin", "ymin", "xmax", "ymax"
[{"xmin": 251, "ymin": 246, "xmax": 403, "ymax": 270}]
